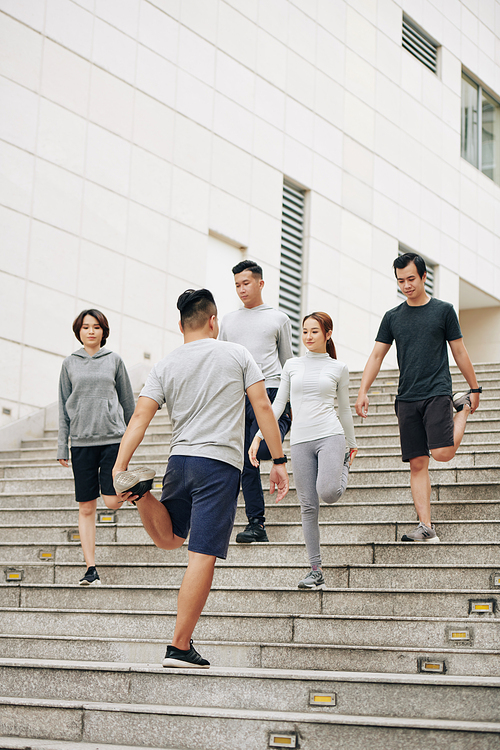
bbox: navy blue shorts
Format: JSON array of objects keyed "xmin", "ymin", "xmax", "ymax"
[
  {"xmin": 70, "ymin": 443, "xmax": 120, "ymax": 503},
  {"xmin": 160, "ymin": 455, "xmax": 240, "ymax": 559}
]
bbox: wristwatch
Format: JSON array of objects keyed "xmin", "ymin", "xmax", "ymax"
[
  {"xmin": 470, "ymin": 388, "xmax": 482, "ymax": 393},
  {"xmin": 273, "ymin": 456, "xmax": 288, "ymax": 464}
]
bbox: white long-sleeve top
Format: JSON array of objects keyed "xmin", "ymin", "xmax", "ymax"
[{"xmin": 258, "ymin": 352, "xmax": 357, "ymax": 449}]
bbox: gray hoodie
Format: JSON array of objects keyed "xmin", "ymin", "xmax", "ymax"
[{"xmin": 58, "ymin": 348, "xmax": 135, "ymax": 460}]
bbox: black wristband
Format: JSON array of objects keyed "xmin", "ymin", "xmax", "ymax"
[
  {"xmin": 470, "ymin": 388, "xmax": 482, "ymax": 393},
  {"xmin": 273, "ymin": 456, "xmax": 288, "ymax": 464}
]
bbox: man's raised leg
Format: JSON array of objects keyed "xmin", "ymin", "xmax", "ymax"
[
  {"xmin": 431, "ymin": 405, "xmax": 471, "ymax": 463},
  {"xmin": 135, "ymin": 491, "xmax": 185, "ymax": 550}
]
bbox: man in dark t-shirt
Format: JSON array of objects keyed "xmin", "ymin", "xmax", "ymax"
[{"xmin": 355, "ymin": 253, "xmax": 481, "ymax": 543}]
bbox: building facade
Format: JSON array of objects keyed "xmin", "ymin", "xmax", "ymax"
[{"xmin": 1, "ymin": 0, "xmax": 500, "ymax": 425}]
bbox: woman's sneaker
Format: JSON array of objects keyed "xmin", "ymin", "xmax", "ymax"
[
  {"xmin": 297, "ymin": 569, "xmax": 326, "ymax": 590},
  {"xmin": 79, "ymin": 566, "xmax": 101, "ymax": 585},
  {"xmin": 113, "ymin": 466, "xmax": 156, "ymax": 503},
  {"xmin": 401, "ymin": 522, "xmax": 440, "ymax": 543},
  {"xmin": 162, "ymin": 640, "xmax": 210, "ymax": 669}
]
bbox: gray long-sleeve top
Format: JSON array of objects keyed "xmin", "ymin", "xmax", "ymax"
[
  {"xmin": 57, "ymin": 347, "xmax": 135, "ymax": 460},
  {"xmin": 219, "ymin": 304, "xmax": 293, "ymax": 388}
]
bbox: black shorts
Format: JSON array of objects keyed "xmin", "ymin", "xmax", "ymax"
[
  {"xmin": 395, "ymin": 396, "xmax": 454, "ymax": 462},
  {"xmin": 70, "ymin": 444, "xmax": 120, "ymax": 503},
  {"xmin": 160, "ymin": 455, "xmax": 240, "ymax": 560}
]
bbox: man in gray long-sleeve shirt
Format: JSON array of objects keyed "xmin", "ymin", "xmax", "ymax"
[{"xmin": 219, "ymin": 260, "xmax": 293, "ymax": 542}]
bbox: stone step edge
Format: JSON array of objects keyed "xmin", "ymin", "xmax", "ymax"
[
  {"xmin": 2, "ymin": 634, "xmax": 500, "ymax": 659},
  {"xmin": 2, "ymin": 519, "xmax": 499, "ymax": 530},
  {"xmin": 0, "ymin": 740, "xmax": 178, "ymax": 750},
  {"xmin": 3, "ymin": 561, "xmax": 500, "ymax": 571},
  {"xmin": 4, "ymin": 464, "xmax": 500, "ymax": 477},
  {"xmin": 2, "ymin": 498, "xmax": 500, "ymax": 510},
  {"xmin": 2, "ymin": 608, "xmax": 499, "ymax": 625},
  {"xmin": 2, "ymin": 695, "xmax": 500, "ymax": 733},
  {"xmin": 1, "ymin": 584, "xmax": 498, "ymax": 594},
  {"xmin": 4, "ymin": 657, "xmax": 500, "ymax": 688}
]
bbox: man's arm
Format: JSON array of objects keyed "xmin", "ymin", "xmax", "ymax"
[
  {"xmin": 355, "ymin": 342, "xmax": 391, "ymax": 418},
  {"xmin": 277, "ymin": 318, "xmax": 293, "ymax": 367},
  {"xmin": 246, "ymin": 380, "xmax": 289, "ymax": 503},
  {"xmin": 113, "ymin": 396, "xmax": 159, "ymax": 476},
  {"xmin": 448, "ymin": 338, "xmax": 480, "ymax": 414}
]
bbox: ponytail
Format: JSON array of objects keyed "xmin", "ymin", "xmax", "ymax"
[
  {"xmin": 326, "ymin": 338, "xmax": 337, "ymax": 359},
  {"xmin": 303, "ymin": 312, "xmax": 337, "ymax": 359}
]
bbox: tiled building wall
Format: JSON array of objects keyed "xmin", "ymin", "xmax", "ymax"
[{"xmin": 1, "ymin": 0, "xmax": 499, "ymax": 425}]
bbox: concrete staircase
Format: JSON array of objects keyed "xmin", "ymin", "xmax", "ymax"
[{"xmin": 0, "ymin": 365, "xmax": 499, "ymax": 749}]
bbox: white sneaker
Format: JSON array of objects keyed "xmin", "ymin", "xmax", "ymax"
[{"xmin": 401, "ymin": 522, "xmax": 440, "ymax": 543}]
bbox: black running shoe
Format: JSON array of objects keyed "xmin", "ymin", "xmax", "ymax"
[
  {"xmin": 79, "ymin": 566, "xmax": 101, "ymax": 585},
  {"xmin": 114, "ymin": 466, "xmax": 156, "ymax": 504},
  {"xmin": 235, "ymin": 517, "xmax": 269, "ymax": 543},
  {"xmin": 162, "ymin": 640, "xmax": 210, "ymax": 669}
]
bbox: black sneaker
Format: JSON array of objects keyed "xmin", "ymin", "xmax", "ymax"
[
  {"xmin": 235, "ymin": 518, "xmax": 269, "ymax": 543},
  {"xmin": 79, "ymin": 566, "xmax": 101, "ymax": 585},
  {"xmin": 162, "ymin": 640, "xmax": 210, "ymax": 669}
]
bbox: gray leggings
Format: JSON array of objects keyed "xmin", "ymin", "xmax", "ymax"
[{"xmin": 291, "ymin": 435, "xmax": 348, "ymax": 568}]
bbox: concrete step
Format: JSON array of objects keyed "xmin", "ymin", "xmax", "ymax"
[
  {"xmin": 1, "ymin": 605, "xmax": 499, "ymax": 651},
  {"xmin": 2, "ymin": 695, "xmax": 500, "ymax": 749},
  {"xmin": 1, "ymin": 583, "xmax": 498, "ymax": 617},
  {"xmin": 2, "ymin": 659, "xmax": 500, "ymax": 721},
  {"xmin": 1, "ymin": 541, "xmax": 500, "ymax": 567},
  {"xmin": 352, "ymin": 410, "xmax": 500, "ymax": 426},
  {"xmin": 2, "ymin": 466, "xmax": 500, "ymax": 497},
  {"xmin": 1, "ymin": 479, "xmax": 498, "ymax": 508},
  {"xmin": 1, "ymin": 497, "xmax": 498, "ymax": 526},
  {"xmin": 350, "ymin": 420, "xmax": 500, "ymax": 436},
  {"xmin": 3, "ymin": 461, "xmax": 500, "ymax": 494},
  {"xmin": 2, "ymin": 518, "xmax": 500, "ymax": 545},
  {"xmin": 1, "ymin": 631, "xmax": 500, "ymax": 676},
  {"xmin": 2, "ymin": 559, "xmax": 500, "ymax": 590}
]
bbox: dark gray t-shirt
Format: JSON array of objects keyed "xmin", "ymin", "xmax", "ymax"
[
  {"xmin": 375, "ymin": 298, "xmax": 462, "ymax": 402},
  {"xmin": 140, "ymin": 338, "xmax": 263, "ymax": 470}
]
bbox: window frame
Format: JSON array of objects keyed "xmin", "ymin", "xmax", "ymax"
[{"xmin": 461, "ymin": 69, "xmax": 500, "ymax": 186}]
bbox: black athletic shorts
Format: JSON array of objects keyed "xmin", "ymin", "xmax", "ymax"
[
  {"xmin": 70, "ymin": 443, "xmax": 120, "ymax": 502},
  {"xmin": 395, "ymin": 396, "xmax": 454, "ymax": 462}
]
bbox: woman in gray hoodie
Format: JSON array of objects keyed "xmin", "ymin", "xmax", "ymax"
[{"xmin": 57, "ymin": 309, "xmax": 135, "ymax": 585}]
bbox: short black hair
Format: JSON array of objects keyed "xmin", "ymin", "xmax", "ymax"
[
  {"xmin": 72, "ymin": 309, "xmax": 109, "ymax": 347},
  {"xmin": 232, "ymin": 259, "xmax": 263, "ymax": 279},
  {"xmin": 393, "ymin": 252, "xmax": 426, "ymax": 279},
  {"xmin": 177, "ymin": 289, "xmax": 217, "ymax": 330}
]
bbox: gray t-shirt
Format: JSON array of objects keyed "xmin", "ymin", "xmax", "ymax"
[
  {"xmin": 376, "ymin": 297, "xmax": 462, "ymax": 402},
  {"xmin": 219, "ymin": 304, "xmax": 293, "ymax": 388},
  {"xmin": 140, "ymin": 338, "xmax": 263, "ymax": 470}
]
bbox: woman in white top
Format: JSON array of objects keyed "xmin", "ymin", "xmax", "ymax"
[{"xmin": 249, "ymin": 312, "xmax": 357, "ymax": 589}]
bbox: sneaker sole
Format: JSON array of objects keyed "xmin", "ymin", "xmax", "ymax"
[
  {"xmin": 235, "ymin": 537, "xmax": 269, "ymax": 543},
  {"xmin": 162, "ymin": 658, "xmax": 210, "ymax": 669},
  {"xmin": 298, "ymin": 583, "xmax": 327, "ymax": 590},
  {"xmin": 401, "ymin": 535, "xmax": 440, "ymax": 543},
  {"xmin": 114, "ymin": 468, "xmax": 156, "ymax": 493},
  {"xmin": 79, "ymin": 579, "xmax": 102, "ymax": 585}
]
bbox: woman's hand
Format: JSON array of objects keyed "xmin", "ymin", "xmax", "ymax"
[
  {"xmin": 58, "ymin": 459, "xmax": 69, "ymax": 467},
  {"xmin": 348, "ymin": 448, "xmax": 358, "ymax": 467},
  {"xmin": 248, "ymin": 435, "xmax": 262, "ymax": 467}
]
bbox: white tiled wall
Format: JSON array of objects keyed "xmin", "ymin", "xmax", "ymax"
[{"xmin": 1, "ymin": 0, "xmax": 500, "ymax": 425}]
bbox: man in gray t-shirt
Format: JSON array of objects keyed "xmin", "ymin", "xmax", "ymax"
[
  {"xmin": 113, "ymin": 289, "xmax": 289, "ymax": 669},
  {"xmin": 219, "ymin": 260, "xmax": 293, "ymax": 543}
]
